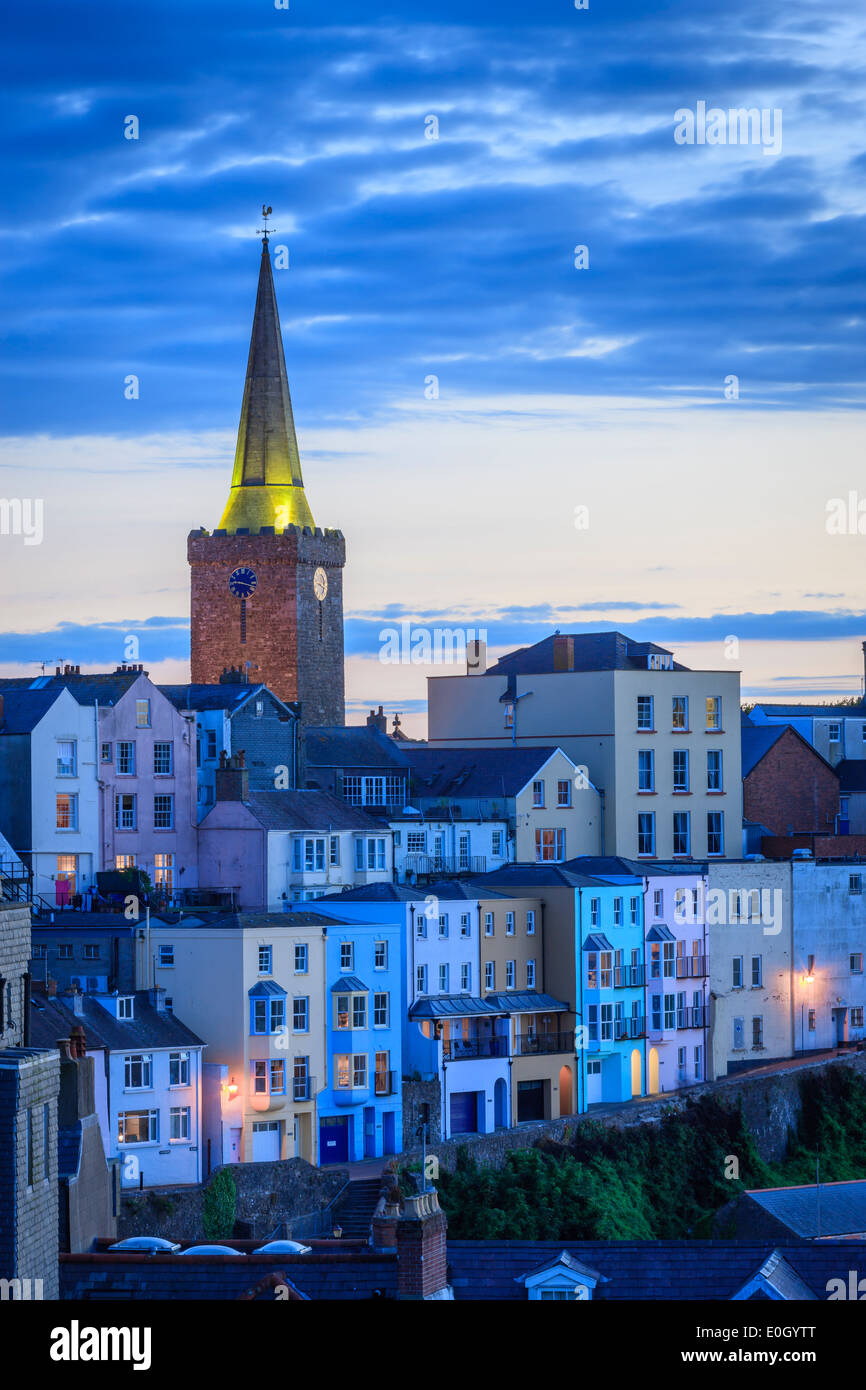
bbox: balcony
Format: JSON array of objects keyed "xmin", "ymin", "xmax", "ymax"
[
  {"xmin": 676, "ymin": 1008, "xmax": 706, "ymax": 1030},
  {"xmin": 442, "ymin": 1036, "xmax": 507, "ymax": 1061},
  {"xmin": 614, "ymin": 965, "xmax": 645, "ymax": 988},
  {"xmin": 405, "ymin": 855, "xmax": 487, "ymax": 878},
  {"xmin": 514, "ymin": 1031, "xmax": 574, "ymax": 1057},
  {"xmin": 676, "ymin": 957, "xmax": 708, "ymax": 979},
  {"xmin": 292, "ymin": 1075, "xmax": 316, "ymax": 1103},
  {"xmin": 614, "ymin": 1016, "xmax": 646, "ymax": 1041},
  {"xmin": 374, "ymin": 1069, "xmax": 399, "ymax": 1097}
]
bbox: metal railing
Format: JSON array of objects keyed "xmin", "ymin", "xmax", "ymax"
[
  {"xmin": 614, "ymin": 1016, "xmax": 646, "ymax": 1040},
  {"xmin": 405, "ymin": 855, "xmax": 487, "ymax": 877},
  {"xmin": 374, "ymin": 1069, "xmax": 399, "ymax": 1097},
  {"xmin": 676, "ymin": 1008, "xmax": 705, "ymax": 1030},
  {"xmin": 443, "ymin": 1036, "xmax": 507, "ymax": 1061},
  {"xmin": 614, "ymin": 965, "xmax": 645, "ymax": 988},
  {"xmin": 513, "ymin": 1031, "xmax": 574, "ymax": 1056},
  {"xmin": 676, "ymin": 957, "xmax": 708, "ymax": 979}
]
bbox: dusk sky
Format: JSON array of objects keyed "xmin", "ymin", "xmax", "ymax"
[{"xmin": 3, "ymin": 0, "xmax": 866, "ymax": 733}]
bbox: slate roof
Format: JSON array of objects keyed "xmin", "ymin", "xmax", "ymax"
[
  {"xmin": 239, "ymin": 790, "xmax": 384, "ymax": 832},
  {"xmin": 470, "ymin": 864, "xmax": 607, "ymax": 890},
  {"xmin": 409, "ymin": 994, "xmax": 501, "ymax": 1020},
  {"xmin": 160, "ymin": 682, "xmax": 297, "ymax": 717},
  {"xmin": 445, "ymin": 1240, "xmax": 866, "ymax": 1300},
  {"xmin": 304, "ymin": 725, "xmax": 410, "ymax": 770},
  {"xmin": 837, "ymin": 760, "xmax": 866, "ymax": 792},
  {"xmin": 751, "ymin": 702, "xmax": 866, "ymax": 719},
  {"xmin": 743, "ymin": 1180, "xmax": 866, "ymax": 1238},
  {"xmin": 248, "ymin": 979, "xmax": 286, "ymax": 997},
  {"xmin": 402, "ymin": 745, "xmax": 565, "ymax": 799},
  {"xmin": 29, "ymin": 992, "xmax": 100, "ymax": 1050},
  {"xmin": 562, "ymin": 855, "xmax": 646, "ymax": 881},
  {"xmin": 741, "ymin": 723, "xmax": 836, "ymax": 779},
  {"xmin": 60, "ymin": 1250, "xmax": 398, "ymax": 1301},
  {"xmin": 58, "ymin": 1125, "xmax": 82, "ymax": 1180},
  {"xmin": 330, "ymin": 975, "xmax": 367, "ymax": 993},
  {"xmin": 40, "ymin": 991, "xmax": 204, "ymax": 1053},
  {"xmin": 486, "ymin": 631, "xmax": 689, "ymax": 676},
  {"xmin": 485, "ymin": 992, "xmax": 569, "ymax": 1013},
  {"xmin": 0, "ymin": 686, "xmax": 65, "ymax": 732}
]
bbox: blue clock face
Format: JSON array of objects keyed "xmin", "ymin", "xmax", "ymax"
[{"xmin": 228, "ymin": 566, "xmax": 257, "ymax": 598}]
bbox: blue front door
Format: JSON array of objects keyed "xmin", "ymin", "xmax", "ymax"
[
  {"xmin": 450, "ymin": 1090, "xmax": 478, "ymax": 1135},
  {"xmin": 363, "ymin": 1107, "xmax": 377, "ymax": 1158},
  {"xmin": 383, "ymin": 1110, "xmax": 396, "ymax": 1155},
  {"xmin": 319, "ymin": 1116, "xmax": 349, "ymax": 1164}
]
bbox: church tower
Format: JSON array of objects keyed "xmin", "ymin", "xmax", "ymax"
[{"xmin": 188, "ymin": 215, "xmax": 345, "ymax": 726}]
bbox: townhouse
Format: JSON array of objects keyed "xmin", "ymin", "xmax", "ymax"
[
  {"xmin": 197, "ymin": 755, "xmax": 393, "ymax": 908},
  {"xmin": 790, "ymin": 861, "xmax": 866, "ymax": 1053},
  {"xmin": 150, "ymin": 912, "xmax": 329, "ymax": 1166},
  {"xmin": 426, "ymin": 631, "xmax": 742, "ymax": 860},
  {"xmin": 160, "ymin": 677, "xmax": 299, "ymax": 819}
]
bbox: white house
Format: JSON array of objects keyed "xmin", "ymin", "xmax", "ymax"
[
  {"xmin": 59, "ymin": 986, "xmax": 205, "ymax": 1187},
  {"xmin": 791, "ymin": 860, "xmax": 866, "ymax": 1052}
]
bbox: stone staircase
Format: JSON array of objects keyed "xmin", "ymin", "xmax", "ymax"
[{"xmin": 332, "ymin": 1178, "xmax": 382, "ymax": 1240}]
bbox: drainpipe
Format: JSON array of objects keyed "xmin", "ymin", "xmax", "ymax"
[
  {"xmin": 598, "ymin": 787, "xmax": 606, "ymax": 856},
  {"xmin": 94, "ymin": 701, "xmax": 101, "ymax": 882},
  {"xmin": 576, "ymin": 886, "xmax": 585, "ymax": 1114},
  {"xmin": 702, "ymin": 873, "xmax": 709, "ymax": 1081},
  {"xmin": 642, "ymin": 877, "xmax": 650, "ymax": 1089}
]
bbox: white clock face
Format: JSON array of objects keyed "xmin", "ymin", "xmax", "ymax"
[{"xmin": 313, "ymin": 567, "xmax": 328, "ymax": 601}]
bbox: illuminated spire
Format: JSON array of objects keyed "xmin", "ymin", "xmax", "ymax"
[{"xmin": 217, "ymin": 208, "xmax": 315, "ymax": 533}]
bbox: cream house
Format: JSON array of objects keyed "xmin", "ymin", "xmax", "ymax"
[
  {"xmin": 150, "ymin": 911, "xmax": 331, "ymax": 1165},
  {"xmin": 427, "ymin": 631, "xmax": 742, "ymax": 860}
]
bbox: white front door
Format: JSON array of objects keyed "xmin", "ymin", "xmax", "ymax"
[{"xmin": 252, "ymin": 1121, "xmax": 281, "ymax": 1161}]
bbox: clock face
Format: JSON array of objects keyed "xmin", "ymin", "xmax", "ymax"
[
  {"xmin": 313, "ymin": 566, "xmax": 328, "ymax": 601},
  {"xmin": 228, "ymin": 566, "xmax": 257, "ymax": 599}
]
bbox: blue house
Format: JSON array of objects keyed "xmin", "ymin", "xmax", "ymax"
[{"xmin": 294, "ymin": 902, "xmax": 403, "ymax": 1164}]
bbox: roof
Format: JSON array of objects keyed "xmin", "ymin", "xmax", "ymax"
[
  {"xmin": 38, "ymin": 991, "xmax": 204, "ymax": 1053},
  {"xmin": 60, "ymin": 1249, "xmax": 398, "ymax": 1301},
  {"xmin": 470, "ymin": 864, "xmax": 606, "ymax": 891},
  {"xmin": 58, "ymin": 1125, "xmax": 82, "ymax": 1180},
  {"xmin": 445, "ymin": 1240, "xmax": 863, "ymax": 1300},
  {"xmin": 837, "ymin": 760, "xmax": 866, "ymax": 793},
  {"xmin": 582, "ymin": 933, "xmax": 614, "ymax": 951},
  {"xmin": 0, "ymin": 686, "xmax": 65, "ymax": 733},
  {"xmin": 409, "ymin": 994, "xmax": 501, "ymax": 1020},
  {"xmin": 562, "ymin": 856, "xmax": 646, "ymax": 882},
  {"xmin": 304, "ymin": 725, "xmax": 410, "ymax": 771},
  {"xmin": 248, "ymin": 979, "xmax": 286, "ymax": 998},
  {"xmin": 237, "ymin": 790, "xmax": 384, "ymax": 833},
  {"xmin": 486, "ymin": 631, "xmax": 689, "ymax": 676},
  {"xmin": 485, "ymin": 992, "xmax": 568, "ymax": 1013},
  {"xmin": 402, "ymin": 745, "xmax": 567, "ymax": 799},
  {"xmin": 29, "ymin": 992, "xmax": 101, "ymax": 1050},
  {"xmin": 741, "ymin": 723, "xmax": 836, "ymax": 778},
  {"xmin": 751, "ymin": 702, "xmax": 866, "ymax": 720},
  {"xmin": 646, "ymin": 924, "xmax": 676, "ymax": 943},
  {"xmin": 743, "ymin": 1180, "xmax": 866, "ymax": 1238},
  {"xmin": 159, "ymin": 683, "xmax": 297, "ymax": 717},
  {"xmin": 330, "ymin": 975, "xmax": 367, "ymax": 993}
]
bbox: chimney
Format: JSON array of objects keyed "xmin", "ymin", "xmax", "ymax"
[
  {"xmin": 67, "ymin": 989, "xmax": 85, "ymax": 1017},
  {"xmin": 46, "ymin": 977, "xmax": 57, "ymax": 997},
  {"xmin": 69, "ymin": 1023, "xmax": 87, "ymax": 1059},
  {"xmin": 366, "ymin": 706, "xmax": 387, "ymax": 735},
  {"xmin": 215, "ymin": 751, "xmax": 250, "ymax": 803},
  {"xmin": 150, "ymin": 986, "xmax": 167, "ymax": 1013},
  {"xmin": 396, "ymin": 1188, "xmax": 450, "ymax": 1300},
  {"xmin": 553, "ymin": 635, "xmax": 574, "ymax": 671},
  {"xmin": 466, "ymin": 639, "xmax": 487, "ymax": 675}
]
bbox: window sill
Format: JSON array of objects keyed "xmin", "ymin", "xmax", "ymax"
[
  {"xmin": 637, "ymin": 790, "xmax": 657, "ymax": 796},
  {"xmin": 672, "ymin": 790, "xmax": 691, "ymax": 796},
  {"xmin": 636, "ymin": 729, "xmax": 657, "ymax": 735},
  {"xmin": 670, "ymin": 729, "xmax": 691, "ymax": 735},
  {"xmin": 705, "ymin": 729, "xmax": 725, "ymax": 735},
  {"xmin": 706, "ymin": 791, "xmax": 726, "ymax": 796}
]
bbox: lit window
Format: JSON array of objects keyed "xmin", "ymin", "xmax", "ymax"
[{"xmin": 135, "ymin": 700, "xmax": 151, "ymax": 728}]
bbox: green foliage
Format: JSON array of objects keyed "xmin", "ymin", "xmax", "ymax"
[{"xmin": 203, "ymin": 1166, "xmax": 237, "ymax": 1240}]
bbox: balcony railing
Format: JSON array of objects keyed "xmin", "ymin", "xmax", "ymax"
[
  {"xmin": 676, "ymin": 1008, "xmax": 705, "ymax": 1030},
  {"xmin": 292, "ymin": 1075, "xmax": 316, "ymax": 1102},
  {"xmin": 405, "ymin": 855, "xmax": 487, "ymax": 877},
  {"xmin": 374, "ymin": 1069, "xmax": 399, "ymax": 1097},
  {"xmin": 614, "ymin": 1016, "xmax": 646, "ymax": 1041},
  {"xmin": 443, "ymin": 1036, "xmax": 507, "ymax": 1061},
  {"xmin": 513, "ymin": 1031, "xmax": 574, "ymax": 1056},
  {"xmin": 676, "ymin": 957, "xmax": 708, "ymax": 979},
  {"xmin": 614, "ymin": 965, "xmax": 645, "ymax": 988}
]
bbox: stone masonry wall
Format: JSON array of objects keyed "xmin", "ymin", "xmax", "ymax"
[{"xmin": 119, "ymin": 1157, "xmax": 346, "ymax": 1243}]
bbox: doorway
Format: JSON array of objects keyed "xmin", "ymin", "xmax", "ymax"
[
  {"xmin": 630, "ymin": 1049, "xmax": 643, "ymax": 1097},
  {"xmin": 558, "ymin": 1065, "xmax": 573, "ymax": 1116},
  {"xmin": 647, "ymin": 1048, "xmax": 660, "ymax": 1094}
]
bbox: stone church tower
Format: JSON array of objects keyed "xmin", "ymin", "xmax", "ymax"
[{"xmin": 188, "ymin": 224, "xmax": 345, "ymax": 727}]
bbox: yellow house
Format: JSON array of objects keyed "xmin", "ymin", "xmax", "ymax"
[{"xmin": 150, "ymin": 911, "xmax": 331, "ymax": 1166}]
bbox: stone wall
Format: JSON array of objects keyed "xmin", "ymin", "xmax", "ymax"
[
  {"xmin": 402, "ymin": 1078, "xmax": 442, "ymax": 1148},
  {"xmin": 397, "ymin": 1052, "xmax": 866, "ymax": 1175},
  {"xmin": 0, "ymin": 1049, "xmax": 61, "ymax": 1298},
  {"xmin": 119, "ymin": 1157, "xmax": 346, "ymax": 1243}
]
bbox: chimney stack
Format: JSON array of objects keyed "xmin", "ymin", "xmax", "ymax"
[
  {"xmin": 396, "ymin": 1188, "xmax": 450, "ymax": 1300},
  {"xmin": 366, "ymin": 706, "xmax": 387, "ymax": 734},
  {"xmin": 553, "ymin": 635, "xmax": 575, "ymax": 671},
  {"xmin": 215, "ymin": 751, "xmax": 250, "ymax": 803}
]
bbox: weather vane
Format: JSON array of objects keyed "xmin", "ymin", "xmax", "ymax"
[{"xmin": 258, "ymin": 204, "xmax": 275, "ymax": 241}]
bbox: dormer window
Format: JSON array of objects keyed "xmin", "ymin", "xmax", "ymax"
[
  {"xmin": 117, "ymin": 996, "xmax": 134, "ymax": 1020},
  {"xmin": 520, "ymin": 1251, "xmax": 602, "ymax": 1301}
]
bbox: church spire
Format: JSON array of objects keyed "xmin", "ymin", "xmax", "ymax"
[{"xmin": 217, "ymin": 208, "xmax": 315, "ymax": 534}]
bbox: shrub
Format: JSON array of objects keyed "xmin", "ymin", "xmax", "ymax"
[{"xmin": 202, "ymin": 1166, "xmax": 237, "ymax": 1240}]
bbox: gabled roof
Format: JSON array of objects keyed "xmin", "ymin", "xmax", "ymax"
[
  {"xmin": 0, "ymin": 670, "xmax": 146, "ymax": 708},
  {"xmin": 233, "ymin": 790, "xmax": 384, "ymax": 833},
  {"xmin": 248, "ymin": 980, "xmax": 286, "ymax": 998},
  {"xmin": 741, "ymin": 723, "xmax": 836, "ymax": 779},
  {"xmin": 732, "ymin": 1249, "xmax": 817, "ymax": 1301},
  {"xmin": 40, "ymin": 991, "xmax": 204, "ymax": 1053},
  {"xmin": 160, "ymin": 683, "xmax": 297, "ymax": 717},
  {"xmin": 486, "ymin": 631, "xmax": 689, "ymax": 676},
  {"xmin": 0, "ymin": 686, "xmax": 66, "ymax": 732},
  {"xmin": 401, "ymin": 745, "xmax": 567, "ymax": 799},
  {"xmin": 517, "ymin": 1249, "xmax": 604, "ymax": 1286},
  {"xmin": 751, "ymin": 701, "xmax": 866, "ymax": 719},
  {"xmin": 743, "ymin": 1180, "xmax": 866, "ymax": 1238},
  {"xmin": 582, "ymin": 933, "xmax": 614, "ymax": 952},
  {"xmin": 646, "ymin": 924, "xmax": 676, "ymax": 943},
  {"xmin": 304, "ymin": 725, "xmax": 409, "ymax": 771}
]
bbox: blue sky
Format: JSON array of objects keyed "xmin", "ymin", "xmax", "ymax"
[{"xmin": 2, "ymin": 0, "xmax": 866, "ymax": 725}]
